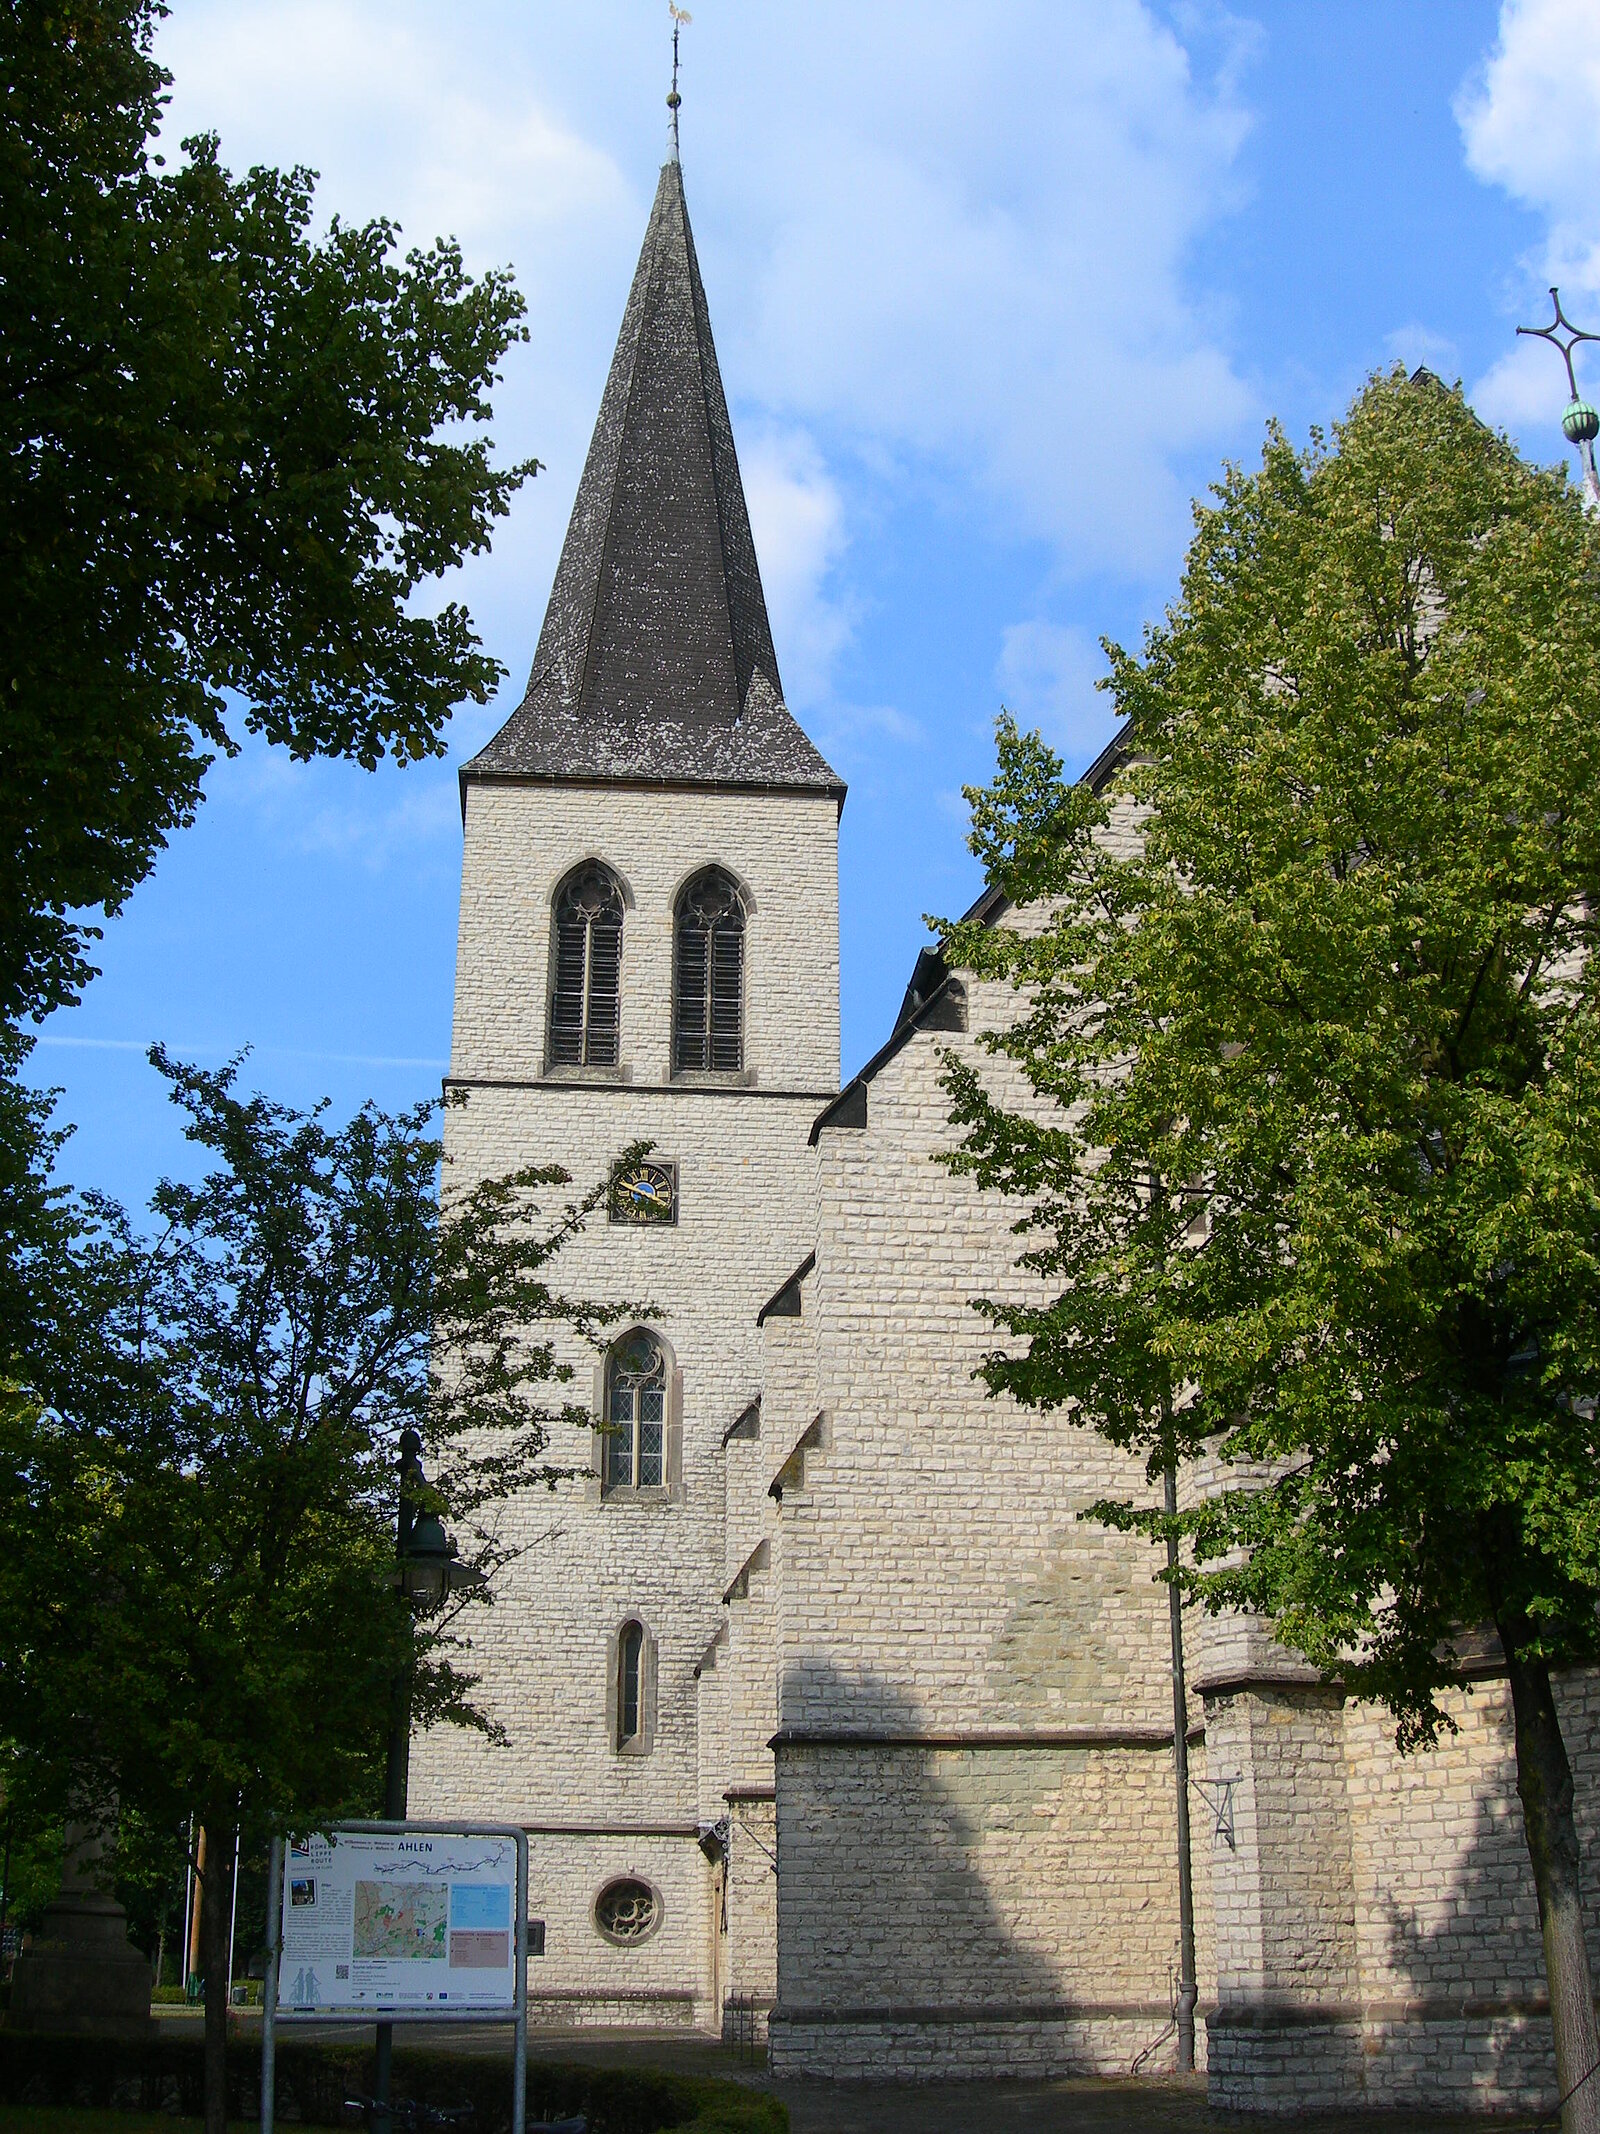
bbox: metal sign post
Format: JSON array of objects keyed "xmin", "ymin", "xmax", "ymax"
[{"xmin": 260, "ymin": 1822, "xmax": 527, "ymax": 2134}]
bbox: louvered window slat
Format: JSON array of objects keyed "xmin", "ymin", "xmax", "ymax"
[
  {"xmin": 709, "ymin": 926, "xmax": 743, "ymax": 1071},
  {"xmin": 673, "ymin": 869, "xmax": 744, "ymax": 1074},
  {"xmin": 586, "ymin": 912, "xmax": 622, "ymax": 1066},
  {"xmin": 549, "ymin": 864, "xmax": 625, "ymax": 1069},
  {"xmin": 675, "ymin": 922, "xmax": 709, "ymax": 1071}
]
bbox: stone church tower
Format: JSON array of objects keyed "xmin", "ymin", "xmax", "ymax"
[{"xmin": 407, "ymin": 153, "xmax": 842, "ymax": 2028}]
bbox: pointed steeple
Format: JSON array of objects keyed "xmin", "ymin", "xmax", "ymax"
[{"xmin": 467, "ymin": 162, "xmax": 844, "ymax": 799}]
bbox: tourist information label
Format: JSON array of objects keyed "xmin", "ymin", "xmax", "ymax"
[{"xmin": 279, "ymin": 1828, "xmax": 518, "ymax": 2016}]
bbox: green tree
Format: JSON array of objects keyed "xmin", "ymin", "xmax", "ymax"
[
  {"xmin": 940, "ymin": 371, "xmax": 1600, "ymax": 2130},
  {"xmin": 0, "ymin": 0, "xmax": 536, "ymax": 1028},
  {"xmin": 0, "ymin": 1054, "xmax": 638, "ymax": 2134}
]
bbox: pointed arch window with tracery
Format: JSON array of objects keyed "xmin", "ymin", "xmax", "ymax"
[
  {"xmin": 549, "ymin": 863, "xmax": 624, "ymax": 1068},
  {"xmin": 605, "ymin": 1330, "xmax": 667, "ymax": 1490},
  {"xmin": 674, "ymin": 868, "xmax": 745, "ymax": 1073}
]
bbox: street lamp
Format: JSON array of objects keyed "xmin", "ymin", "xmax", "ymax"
[
  {"xmin": 374, "ymin": 1431, "xmax": 484, "ymax": 2133},
  {"xmin": 385, "ymin": 1428, "xmax": 484, "ymax": 1819},
  {"xmin": 1517, "ymin": 287, "xmax": 1600, "ymax": 514}
]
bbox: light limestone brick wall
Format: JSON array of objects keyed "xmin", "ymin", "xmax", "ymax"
[
  {"xmin": 771, "ymin": 1742, "xmax": 1213, "ymax": 2079},
  {"xmin": 1341, "ymin": 1672, "xmax": 1600, "ymax": 2113},
  {"xmin": 524, "ymin": 1831, "xmax": 712, "ymax": 2028},
  {"xmin": 767, "ymin": 978, "xmax": 1216, "ymax": 2077},
  {"xmin": 452, "ymin": 781, "xmax": 840, "ymax": 1091},
  {"xmin": 725, "ymin": 1792, "xmax": 778, "ymax": 2031},
  {"xmin": 410, "ymin": 1079, "xmax": 821, "ymax": 1825},
  {"xmin": 1205, "ymin": 1686, "xmax": 1359, "ymax": 2006},
  {"xmin": 721, "ymin": 1581, "xmax": 779, "ymax": 1795},
  {"xmin": 695, "ymin": 1631, "xmax": 731, "ymax": 1830},
  {"xmin": 783, "ymin": 1025, "xmax": 1176, "ymax": 1739},
  {"xmin": 1204, "ymin": 1674, "xmax": 1600, "ymax": 2113}
]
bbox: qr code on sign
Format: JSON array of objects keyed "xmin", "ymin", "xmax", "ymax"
[{"xmin": 336, "ymin": 1965, "xmax": 349, "ymax": 1981}]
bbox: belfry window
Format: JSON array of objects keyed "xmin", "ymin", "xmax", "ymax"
[
  {"xmin": 549, "ymin": 863, "xmax": 624, "ymax": 1068},
  {"xmin": 674, "ymin": 869, "xmax": 745, "ymax": 1072},
  {"xmin": 605, "ymin": 1330, "xmax": 667, "ymax": 1489}
]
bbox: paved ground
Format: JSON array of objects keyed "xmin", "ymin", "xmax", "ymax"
[{"xmin": 171, "ymin": 2014, "xmax": 1545, "ymax": 2134}]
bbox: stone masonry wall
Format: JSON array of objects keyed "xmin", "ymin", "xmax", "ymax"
[
  {"xmin": 771, "ymin": 1741, "xmax": 1213, "ymax": 2079},
  {"xmin": 451, "ymin": 781, "xmax": 840, "ymax": 1091},
  {"xmin": 524, "ymin": 1830, "xmax": 712, "ymax": 2029},
  {"xmin": 1205, "ymin": 1674, "xmax": 1600, "ymax": 2113},
  {"xmin": 769, "ymin": 970, "xmax": 1216, "ymax": 2077}
]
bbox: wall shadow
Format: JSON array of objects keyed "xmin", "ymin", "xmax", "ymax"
[
  {"xmin": 770, "ymin": 1659, "xmax": 1191, "ymax": 2082},
  {"xmin": 1345, "ymin": 1672, "xmax": 1600, "ymax": 2112}
]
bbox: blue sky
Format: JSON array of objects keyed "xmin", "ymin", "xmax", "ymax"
[{"xmin": 26, "ymin": 0, "xmax": 1600, "ymax": 1216}]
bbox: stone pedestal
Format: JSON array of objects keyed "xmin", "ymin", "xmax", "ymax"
[{"xmin": 9, "ymin": 1828, "xmax": 153, "ymax": 2037}]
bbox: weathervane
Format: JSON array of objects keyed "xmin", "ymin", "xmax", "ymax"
[
  {"xmin": 667, "ymin": 3, "xmax": 691, "ymax": 162},
  {"xmin": 1517, "ymin": 286, "xmax": 1600, "ymax": 513}
]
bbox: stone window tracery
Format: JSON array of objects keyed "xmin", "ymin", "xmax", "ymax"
[
  {"xmin": 594, "ymin": 1877, "xmax": 660, "ymax": 1945},
  {"xmin": 549, "ymin": 862, "xmax": 624, "ymax": 1068},
  {"xmin": 674, "ymin": 868, "xmax": 745, "ymax": 1072},
  {"xmin": 604, "ymin": 1330, "xmax": 666, "ymax": 1490}
]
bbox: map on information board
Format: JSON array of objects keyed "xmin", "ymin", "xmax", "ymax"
[{"xmin": 279, "ymin": 1829, "xmax": 517, "ymax": 2016}]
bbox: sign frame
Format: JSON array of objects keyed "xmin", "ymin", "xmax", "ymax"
[{"xmin": 261, "ymin": 1822, "xmax": 527, "ymax": 2134}]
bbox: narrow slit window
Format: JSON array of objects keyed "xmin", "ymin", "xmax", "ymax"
[
  {"xmin": 618, "ymin": 1622, "xmax": 644, "ymax": 1746},
  {"xmin": 549, "ymin": 864, "xmax": 624, "ymax": 1068},
  {"xmin": 605, "ymin": 1331, "xmax": 667, "ymax": 1491},
  {"xmin": 674, "ymin": 870, "xmax": 744, "ymax": 1073}
]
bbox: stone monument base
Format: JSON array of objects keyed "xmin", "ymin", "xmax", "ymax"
[{"xmin": 9, "ymin": 1884, "xmax": 154, "ymax": 2038}]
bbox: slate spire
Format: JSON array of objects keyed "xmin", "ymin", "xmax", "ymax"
[{"xmin": 466, "ymin": 162, "xmax": 843, "ymax": 798}]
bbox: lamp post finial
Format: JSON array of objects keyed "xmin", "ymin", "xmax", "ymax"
[{"xmin": 1517, "ymin": 285, "xmax": 1600, "ymax": 513}]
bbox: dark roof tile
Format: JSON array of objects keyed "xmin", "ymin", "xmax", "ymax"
[{"xmin": 467, "ymin": 161, "xmax": 844, "ymax": 800}]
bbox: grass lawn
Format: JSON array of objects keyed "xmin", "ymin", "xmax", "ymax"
[{"xmin": 0, "ymin": 2116, "xmax": 223, "ymax": 2134}]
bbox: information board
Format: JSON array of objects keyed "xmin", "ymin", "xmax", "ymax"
[{"xmin": 279, "ymin": 1828, "xmax": 518, "ymax": 2016}]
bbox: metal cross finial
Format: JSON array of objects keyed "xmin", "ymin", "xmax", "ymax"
[
  {"xmin": 667, "ymin": 4, "xmax": 692, "ymax": 162},
  {"xmin": 1517, "ymin": 286, "xmax": 1600, "ymax": 513}
]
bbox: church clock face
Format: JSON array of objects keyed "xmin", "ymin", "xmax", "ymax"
[{"xmin": 610, "ymin": 1158, "xmax": 678, "ymax": 1225}]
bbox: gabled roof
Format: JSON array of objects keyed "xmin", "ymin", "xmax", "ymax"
[
  {"xmin": 465, "ymin": 160, "xmax": 844, "ymax": 802},
  {"xmin": 810, "ymin": 720, "xmax": 1133, "ymax": 1143}
]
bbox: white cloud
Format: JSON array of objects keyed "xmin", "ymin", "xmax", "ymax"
[
  {"xmin": 151, "ymin": 0, "xmax": 1259, "ymax": 760},
  {"xmin": 707, "ymin": 0, "xmax": 1258, "ymax": 576},
  {"xmin": 740, "ymin": 429, "xmax": 853, "ymax": 709},
  {"xmin": 208, "ymin": 740, "xmax": 462, "ymax": 872},
  {"xmin": 1458, "ymin": 0, "xmax": 1600, "ymax": 287},
  {"xmin": 995, "ymin": 622, "xmax": 1117, "ymax": 766},
  {"xmin": 1459, "ymin": 0, "xmax": 1600, "ymax": 428},
  {"xmin": 1385, "ymin": 324, "xmax": 1460, "ymax": 378}
]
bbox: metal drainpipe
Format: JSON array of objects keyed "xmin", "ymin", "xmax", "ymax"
[
  {"xmin": 374, "ymin": 1432, "xmax": 421, "ymax": 2134},
  {"xmin": 1166, "ymin": 1459, "xmax": 1199, "ymax": 2071}
]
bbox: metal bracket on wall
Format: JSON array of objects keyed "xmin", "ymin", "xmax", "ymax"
[
  {"xmin": 733, "ymin": 1808, "xmax": 779, "ymax": 1875},
  {"xmin": 1190, "ymin": 1775, "xmax": 1238, "ymax": 1850}
]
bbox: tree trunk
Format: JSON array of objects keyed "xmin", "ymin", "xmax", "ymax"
[
  {"xmin": 198, "ymin": 1819, "xmax": 235, "ymax": 2134},
  {"xmin": 1501, "ymin": 1633, "xmax": 1600, "ymax": 2134}
]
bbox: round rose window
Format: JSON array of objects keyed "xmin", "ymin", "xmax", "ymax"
[{"xmin": 594, "ymin": 1877, "xmax": 660, "ymax": 1945}]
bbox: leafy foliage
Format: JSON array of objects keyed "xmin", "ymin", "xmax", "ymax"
[
  {"xmin": 0, "ymin": 0, "xmax": 537, "ymax": 1024},
  {"xmin": 939, "ymin": 368, "xmax": 1600, "ymax": 1746},
  {"xmin": 0, "ymin": 1052, "xmax": 639, "ymax": 1857}
]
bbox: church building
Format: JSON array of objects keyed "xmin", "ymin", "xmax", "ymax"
[{"xmin": 410, "ymin": 146, "xmax": 1600, "ymax": 2117}]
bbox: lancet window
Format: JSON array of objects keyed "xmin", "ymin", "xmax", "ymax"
[
  {"xmin": 674, "ymin": 868, "xmax": 745, "ymax": 1073},
  {"xmin": 549, "ymin": 863, "xmax": 624, "ymax": 1068},
  {"xmin": 618, "ymin": 1621, "xmax": 644, "ymax": 1746},
  {"xmin": 604, "ymin": 1330, "xmax": 667, "ymax": 1490}
]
